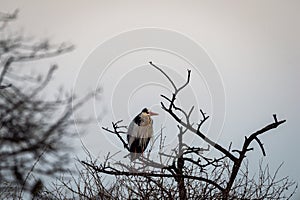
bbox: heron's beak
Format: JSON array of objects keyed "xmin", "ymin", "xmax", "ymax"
[{"xmin": 149, "ymin": 111, "xmax": 159, "ymax": 116}]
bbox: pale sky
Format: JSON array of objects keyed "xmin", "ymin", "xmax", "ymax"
[{"xmin": 1, "ymin": 1, "xmax": 300, "ymax": 198}]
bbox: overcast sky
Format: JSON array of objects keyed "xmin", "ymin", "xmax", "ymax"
[{"xmin": 2, "ymin": 1, "xmax": 300, "ymax": 198}]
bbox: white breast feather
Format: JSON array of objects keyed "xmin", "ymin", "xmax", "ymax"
[{"xmin": 127, "ymin": 120, "xmax": 153, "ymax": 147}]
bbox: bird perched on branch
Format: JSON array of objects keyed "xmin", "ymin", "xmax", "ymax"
[{"xmin": 127, "ymin": 108, "xmax": 158, "ymax": 160}]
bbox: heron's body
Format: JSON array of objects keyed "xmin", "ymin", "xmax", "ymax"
[{"xmin": 127, "ymin": 108, "xmax": 158, "ymax": 160}]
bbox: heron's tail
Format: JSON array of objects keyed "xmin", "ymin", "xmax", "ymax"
[{"xmin": 130, "ymin": 152, "xmax": 142, "ymax": 161}]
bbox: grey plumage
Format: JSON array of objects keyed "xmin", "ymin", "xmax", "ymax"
[{"xmin": 127, "ymin": 108, "xmax": 158, "ymax": 160}]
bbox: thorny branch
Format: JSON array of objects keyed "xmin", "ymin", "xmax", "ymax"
[
  {"xmin": 102, "ymin": 120, "xmax": 129, "ymax": 151},
  {"xmin": 80, "ymin": 61, "xmax": 294, "ymax": 199},
  {"xmin": 81, "ymin": 160, "xmax": 225, "ymax": 192},
  {"xmin": 150, "ymin": 61, "xmax": 238, "ymax": 162},
  {"xmin": 0, "ymin": 10, "xmax": 93, "ymax": 198},
  {"xmin": 149, "ymin": 62, "xmax": 288, "ymax": 198},
  {"xmin": 0, "ymin": 10, "xmax": 73, "ymax": 90}
]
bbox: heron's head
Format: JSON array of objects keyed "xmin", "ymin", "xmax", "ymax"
[
  {"xmin": 141, "ymin": 108, "xmax": 159, "ymax": 116},
  {"xmin": 140, "ymin": 108, "xmax": 158, "ymax": 126}
]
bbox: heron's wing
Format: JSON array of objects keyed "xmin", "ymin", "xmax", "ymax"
[
  {"xmin": 127, "ymin": 122, "xmax": 153, "ymax": 143},
  {"xmin": 127, "ymin": 120, "xmax": 139, "ymax": 147},
  {"xmin": 127, "ymin": 121, "xmax": 139, "ymax": 137}
]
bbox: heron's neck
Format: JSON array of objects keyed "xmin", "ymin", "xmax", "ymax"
[{"xmin": 141, "ymin": 115, "xmax": 151, "ymax": 126}]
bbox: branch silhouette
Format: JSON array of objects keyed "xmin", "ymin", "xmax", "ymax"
[
  {"xmin": 79, "ymin": 62, "xmax": 295, "ymax": 199},
  {"xmin": 0, "ymin": 10, "xmax": 93, "ymax": 199}
]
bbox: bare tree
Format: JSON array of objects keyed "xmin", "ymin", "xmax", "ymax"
[
  {"xmin": 0, "ymin": 10, "xmax": 93, "ymax": 199},
  {"xmin": 74, "ymin": 62, "xmax": 297, "ymax": 199}
]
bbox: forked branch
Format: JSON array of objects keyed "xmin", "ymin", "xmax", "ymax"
[
  {"xmin": 84, "ymin": 62, "xmax": 290, "ymax": 199},
  {"xmin": 81, "ymin": 160, "xmax": 224, "ymax": 192},
  {"xmin": 102, "ymin": 120, "xmax": 129, "ymax": 151},
  {"xmin": 149, "ymin": 61, "xmax": 238, "ymax": 162}
]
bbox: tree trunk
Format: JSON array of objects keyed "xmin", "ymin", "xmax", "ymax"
[{"xmin": 177, "ymin": 155, "xmax": 187, "ymax": 200}]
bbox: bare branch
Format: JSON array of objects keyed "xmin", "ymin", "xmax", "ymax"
[
  {"xmin": 81, "ymin": 161, "xmax": 225, "ymax": 192},
  {"xmin": 64, "ymin": 62, "xmax": 294, "ymax": 199},
  {"xmin": 150, "ymin": 61, "xmax": 238, "ymax": 162},
  {"xmin": 102, "ymin": 120, "xmax": 129, "ymax": 151},
  {"xmin": 224, "ymin": 115, "xmax": 286, "ymax": 197},
  {"xmin": 254, "ymin": 137, "xmax": 266, "ymax": 156},
  {"xmin": 149, "ymin": 61, "xmax": 177, "ymax": 91}
]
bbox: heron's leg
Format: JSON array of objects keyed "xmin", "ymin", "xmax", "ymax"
[
  {"xmin": 133, "ymin": 150, "xmax": 136, "ymax": 169},
  {"xmin": 142, "ymin": 147, "xmax": 146, "ymax": 172}
]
